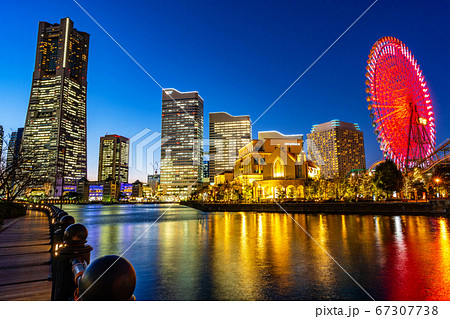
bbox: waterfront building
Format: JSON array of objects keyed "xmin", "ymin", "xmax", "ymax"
[
  {"xmin": 214, "ymin": 170, "xmax": 234, "ymax": 186},
  {"xmin": 98, "ymin": 134, "xmax": 129, "ymax": 184},
  {"xmin": 88, "ymin": 182, "xmax": 103, "ymax": 201},
  {"xmin": 147, "ymin": 174, "xmax": 160, "ymax": 191},
  {"xmin": 21, "ymin": 17, "xmax": 89, "ymax": 196},
  {"xmin": 102, "ymin": 177, "xmax": 118, "ymax": 202},
  {"xmin": 6, "ymin": 128, "xmax": 24, "ymax": 168},
  {"xmin": 120, "ymin": 182, "xmax": 132, "ymax": 200},
  {"xmin": 233, "ymin": 131, "xmax": 319, "ymax": 199},
  {"xmin": 76, "ymin": 177, "xmax": 89, "ymax": 202},
  {"xmin": 160, "ymin": 88, "xmax": 204, "ymax": 198},
  {"xmin": 307, "ymin": 120, "xmax": 366, "ymax": 179},
  {"xmin": 142, "ymin": 185, "xmax": 154, "ymax": 199},
  {"xmin": 77, "ymin": 178, "xmax": 124, "ymax": 202},
  {"xmin": 209, "ymin": 112, "xmax": 251, "ymax": 183},
  {"xmin": 132, "ymin": 180, "xmax": 143, "ymax": 198}
]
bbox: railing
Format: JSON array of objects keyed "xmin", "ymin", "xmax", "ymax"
[{"xmin": 27, "ymin": 204, "xmax": 136, "ymax": 301}]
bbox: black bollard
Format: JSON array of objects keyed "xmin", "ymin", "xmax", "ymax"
[
  {"xmin": 52, "ymin": 224, "xmax": 93, "ymax": 301},
  {"xmin": 50, "ymin": 215, "xmax": 76, "ymax": 283},
  {"xmin": 56, "ymin": 211, "xmax": 68, "ymax": 221},
  {"xmin": 51, "ymin": 215, "xmax": 76, "ymax": 257},
  {"xmin": 77, "ymin": 255, "xmax": 136, "ymax": 301},
  {"xmin": 59, "ymin": 215, "xmax": 76, "ymax": 230}
]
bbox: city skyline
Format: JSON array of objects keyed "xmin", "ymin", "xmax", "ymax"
[{"xmin": 0, "ymin": 1, "xmax": 449, "ymax": 182}]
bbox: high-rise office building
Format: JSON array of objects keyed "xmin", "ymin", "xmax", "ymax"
[
  {"xmin": 202, "ymin": 160, "xmax": 209, "ymax": 179},
  {"xmin": 209, "ymin": 112, "xmax": 251, "ymax": 182},
  {"xmin": 307, "ymin": 120, "xmax": 366, "ymax": 179},
  {"xmin": 98, "ymin": 135, "xmax": 129, "ymax": 184},
  {"xmin": 7, "ymin": 128, "xmax": 24, "ymax": 167},
  {"xmin": 21, "ymin": 17, "xmax": 89, "ymax": 195},
  {"xmin": 160, "ymin": 88, "xmax": 204, "ymax": 197}
]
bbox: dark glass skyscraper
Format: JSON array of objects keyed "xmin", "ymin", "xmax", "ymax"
[
  {"xmin": 7, "ymin": 128, "xmax": 24, "ymax": 168},
  {"xmin": 21, "ymin": 18, "xmax": 89, "ymax": 195}
]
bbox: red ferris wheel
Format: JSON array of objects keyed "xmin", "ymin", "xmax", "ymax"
[{"xmin": 366, "ymin": 36, "xmax": 435, "ymax": 170}]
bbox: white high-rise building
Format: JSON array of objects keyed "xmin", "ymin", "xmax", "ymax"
[{"xmin": 209, "ymin": 112, "xmax": 251, "ymax": 182}]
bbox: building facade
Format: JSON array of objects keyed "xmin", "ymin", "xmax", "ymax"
[
  {"xmin": 209, "ymin": 112, "xmax": 251, "ymax": 182},
  {"xmin": 160, "ymin": 88, "xmax": 204, "ymax": 197},
  {"xmin": 147, "ymin": 174, "xmax": 160, "ymax": 191},
  {"xmin": 98, "ymin": 134, "xmax": 129, "ymax": 184},
  {"xmin": 131, "ymin": 180, "xmax": 143, "ymax": 198},
  {"xmin": 307, "ymin": 120, "xmax": 366, "ymax": 179},
  {"xmin": 7, "ymin": 128, "xmax": 24, "ymax": 168},
  {"xmin": 21, "ymin": 17, "xmax": 89, "ymax": 195},
  {"xmin": 233, "ymin": 131, "xmax": 319, "ymax": 200}
]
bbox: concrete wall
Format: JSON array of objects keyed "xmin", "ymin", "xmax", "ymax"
[{"xmin": 183, "ymin": 200, "xmax": 450, "ymax": 216}]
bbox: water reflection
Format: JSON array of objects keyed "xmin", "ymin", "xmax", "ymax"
[{"xmin": 64, "ymin": 204, "xmax": 450, "ymax": 300}]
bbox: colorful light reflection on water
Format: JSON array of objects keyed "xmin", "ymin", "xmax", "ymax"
[{"xmin": 63, "ymin": 204, "xmax": 450, "ymax": 300}]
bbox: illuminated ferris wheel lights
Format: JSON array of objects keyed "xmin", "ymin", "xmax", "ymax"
[{"xmin": 366, "ymin": 37, "xmax": 436, "ymax": 170}]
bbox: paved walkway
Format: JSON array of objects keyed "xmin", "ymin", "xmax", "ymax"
[{"xmin": 0, "ymin": 210, "xmax": 52, "ymax": 300}]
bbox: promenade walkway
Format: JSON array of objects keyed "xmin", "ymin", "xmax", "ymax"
[{"xmin": 0, "ymin": 210, "xmax": 52, "ymax": 300}]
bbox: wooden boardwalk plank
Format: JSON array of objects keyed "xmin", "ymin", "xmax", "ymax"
[{"xmin": 0, "ymin": 210, "xmax": 52, "ymax": 301}]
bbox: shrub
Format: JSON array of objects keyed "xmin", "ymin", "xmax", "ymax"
[{"xmin": 0, "ymin": 202, "xmax": 27, "ymax": 224}]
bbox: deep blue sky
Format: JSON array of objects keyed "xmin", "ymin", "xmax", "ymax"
[{"xmin": 0, "ymin": 0, "xmax": 449, "ymax": 181}]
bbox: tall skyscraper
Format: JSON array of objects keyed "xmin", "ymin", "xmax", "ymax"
[
  {"xmin": 307, "ymin": 120, "xmax": 366, "ymax": 179},
  {"xmin": 160, "ymin": 88, "xmax": 204, "ymax": 197},
  {"xmin": 7, "ymin": 128, "xmax": 24, "ymax": 168},
  {"xmin": 209, "ymin": 112, "xmax": 251, "ymax": 181},
  {"xmin": 21, "ymin": 17, "xmax": 89, "ymax": 194},
  {"xmin": 98, "ymin": 134, "xmax": 129, "ymax": 184}
]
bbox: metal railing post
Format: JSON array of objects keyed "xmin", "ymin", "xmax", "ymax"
[{"xmin": 52, "ymin": 223, "xmax": 93, "ymax": 300}]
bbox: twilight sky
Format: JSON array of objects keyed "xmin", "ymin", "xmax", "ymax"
[{"xmin": 0, "ymin": 0, "xmax": 449, "ymax": 181}]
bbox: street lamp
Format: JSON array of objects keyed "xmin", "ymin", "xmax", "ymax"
[{"xmin": 435, "ymin": 178, "xmax": 441, "ymax": 199}]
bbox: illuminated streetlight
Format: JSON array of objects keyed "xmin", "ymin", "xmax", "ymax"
[{"xmin": 434, "ymin": 178, "xmax": 441, "ymax": 199}]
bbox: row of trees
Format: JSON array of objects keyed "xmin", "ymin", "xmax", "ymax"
[
  {"xmin": 189, "ymin": 160, "xmax": 448, "ymax": 202},
  {"xmin": 303, "ymin": 160, "xmax": 404, "ymax": 201},
  {"xmin": 0, "ymin": 134, "xmax": 42, "ymax": 202}
]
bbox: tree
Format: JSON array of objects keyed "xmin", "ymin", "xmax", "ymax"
[
  {"xmin": 359, "ymin": 172, "xmax": 375, "ymax": 200},
  {"xmin": 1, "ymin": 134, "xmax": 44, "ymax": 202},
  {"xmin": 403, "ymin": 167, "xmax": 426, "ymax": 200},
  {"xmin": 286, "ymin": 186, "xmax": 296, "ymax": 199},
  {"xmin": 275, "ymin": 186, "xmax": 286, "ymax": 200},
  {"xmin": 243, "ymin": 185, "xmax": 253, "ymax": 202},
  {"xmin": 373, "ymin": 160, "xmax": 403, "ymax": 199},
  {"xmin": 305, "ymin": 178, "xmax": 319, "ymax": 200}
]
